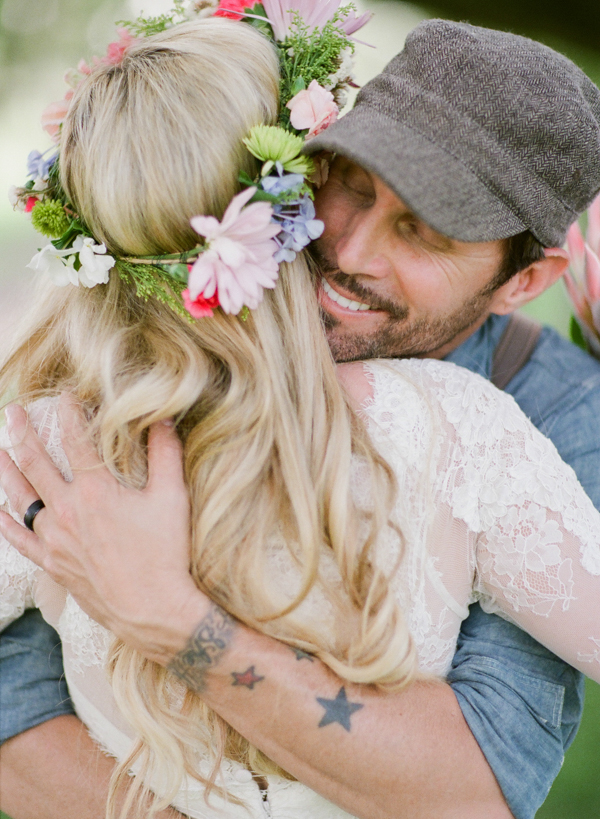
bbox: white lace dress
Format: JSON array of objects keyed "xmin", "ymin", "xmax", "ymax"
[{"xmin": 2, "ymin": 358, "xmax": 600, "ymax": 819}]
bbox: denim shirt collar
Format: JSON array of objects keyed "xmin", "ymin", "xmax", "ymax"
[{"xmin": 444, "ymin": 314, "xmax": 511, "ymax": 378}]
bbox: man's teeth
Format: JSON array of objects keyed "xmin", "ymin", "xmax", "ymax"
[{"xmin": 323, "ymin": 280, "xmax": 371, "ymax": 311}]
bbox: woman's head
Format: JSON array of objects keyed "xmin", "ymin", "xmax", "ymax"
[
  {"xmin": 2, "ymin": 16, "xmax": 416, "ymax": 816},
  {"xmin": 61, "ymin": 18, "xmax": 279, "ymax": 256}
]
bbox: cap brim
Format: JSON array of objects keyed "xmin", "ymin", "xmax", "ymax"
[{"xmin": 306, "ymin": 107, "xmax": 527, "ymax": 243}]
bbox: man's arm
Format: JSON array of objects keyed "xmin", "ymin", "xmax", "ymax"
[
  {"xmin": 0, "ymin": 402, "xmax": 513, "ymax": 819},
  {"xmin": 0, "ymin": 715, "xmax": 184, "ymax": 819}
]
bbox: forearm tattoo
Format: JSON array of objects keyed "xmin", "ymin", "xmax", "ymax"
[
  {"xmin": 316, "ymin": 686, "xmax": 364, "ymax": 732},
  {"xmin": 168, "ymin": 603, "xmax": 235, "ymax": 692},
  {"xmin": 231, "ymin": 665, "xmax": 265, "ymax": 689}
]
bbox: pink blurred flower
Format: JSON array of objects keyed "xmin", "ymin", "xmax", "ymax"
[
  {"xmin": 564, "ymin": 195, "xmax": 600, "ymax": 355},
  {"xmin": 214, "ymin": 0, "xmax": 255, "ymax": 19},
  {"xmin": 105, "ymin": 27, "xmax": 138, "ymax": 64},
  {"xmin": 24, "ymin": 196, "xmax": 39, "ymax": 214},
  {"xmin": 287, "ymin": 80, "xmax": 339, "ymax": 138},
  {"xmin": 75, "ymin": 28, "xmax": 138, "ymax": 77},
  {"xmin": 41, "ymin": 93, "xmax": 73, "ymax": 142},
  {"xmin": 261, "ymin": 0, "xmax": 371, "ymax": 40},
  {"xmin": 188, "ymin": 187, "xmax": 281, "ymax": 315}
]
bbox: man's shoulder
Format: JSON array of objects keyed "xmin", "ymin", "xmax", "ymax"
[{"xmin": 509, "ymin": 323, "xmax": 600, "ymax": 425}]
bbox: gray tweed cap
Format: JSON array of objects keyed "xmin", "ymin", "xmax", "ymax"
[{"xmin": 306, "ymin": 20, "xmax": 600, "ymax": 247}]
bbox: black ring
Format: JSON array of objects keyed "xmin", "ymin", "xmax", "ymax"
[{"xmin": 24, "ymin": 499, "xmax": 45, "ymax": 532}]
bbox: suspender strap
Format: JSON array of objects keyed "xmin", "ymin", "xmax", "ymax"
[{"xmin": 491, "ymin": 313, "xmax": 542, "ymax": 390}]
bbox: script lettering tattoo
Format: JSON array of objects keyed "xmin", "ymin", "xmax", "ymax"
[
  {"xmin": 231, "ymin": 665, "xmax": 265, "ymax": 690},
  {"xmin": 316, "ymin": 686, "xmax": 364, "ymax": 732},
  {"xmin": 168, "ymin": 604, "xmax": 235, "ymax": 693}
]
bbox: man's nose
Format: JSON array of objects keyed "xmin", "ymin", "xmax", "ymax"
[{"xmin": 335, "ymin": 210, "xmax": 393, "ymax": 280}]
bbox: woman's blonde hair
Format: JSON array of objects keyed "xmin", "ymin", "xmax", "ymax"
[{"xmin": 1, "ymin": 18, "xmax": 417, "ymax": 817}]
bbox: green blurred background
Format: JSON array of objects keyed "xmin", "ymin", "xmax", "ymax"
[{"xmin": 0, "ymin": 1, "xmax": 598, "ymax": 816}]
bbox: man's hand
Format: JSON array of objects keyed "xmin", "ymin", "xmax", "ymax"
[{"xmin": 0, "ymin": 395, "xmax": 205, "ymax": 664}]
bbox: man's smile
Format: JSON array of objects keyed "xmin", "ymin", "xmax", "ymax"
[{"xmin": 321, "ymin": 279, "xmax": 372, "ymax": 312}]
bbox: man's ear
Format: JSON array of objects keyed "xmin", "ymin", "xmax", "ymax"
[{"xmin": 488, "ymin": 248, "xmax": 570, "ymax": 316}]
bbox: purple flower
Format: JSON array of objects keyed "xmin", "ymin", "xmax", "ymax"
[
  {"xmin": 261, "ymin": 170, "xmax": 305, "ymax": 197},
  {"xmin": 27, "ymin": 149, "xmax": 58, "ymax": 180},
  {"xmin": 271, "ymin": 193, "xmax": 324, "ymax": 262}
]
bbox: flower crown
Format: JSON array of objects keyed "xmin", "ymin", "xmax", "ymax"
[{"xmin": 10, "ymin": 0, "xmax": 371, "ymax": 319}]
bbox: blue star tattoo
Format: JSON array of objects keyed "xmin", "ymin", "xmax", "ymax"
[
  {"xmin": 316, "ymin": 686, "xmax": 364, "ymax": 732},
  {"xmin": 290, "ymin": 647, "xmax": 314, "ymax": 661}
]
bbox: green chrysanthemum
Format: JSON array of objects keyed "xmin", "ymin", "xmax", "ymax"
[
  {"xmin": 31, "ymin": 199, "xmax": 71, "ymax": 238},
  {"xmin": 243, "ymin": 125, "xmax": 313, "ymax": 177}
]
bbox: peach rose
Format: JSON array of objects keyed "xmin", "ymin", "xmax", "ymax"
[{"xmin": 287, "ymin": 80, "xmax": 339, "ymax": 139}]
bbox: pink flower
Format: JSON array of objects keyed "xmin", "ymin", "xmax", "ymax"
[
  {"xmin": 105, "ymin": 27, "xmax": 138, "ymax": 64},
  {"xmin": 188, "ymin": 187, "xmax": 281, "ymax": 315},
  {"xmin": 41, "ymin": 93, "xmax": 73, "ymax": 142},
  {"xmin": 287, "ymin": 80, "xmax": 339, "ymax": 138},
  {"xmin": 78, "ymin": 58, "xmax": 93, "ymax": 76},
  {"xmin": 564, "ymin": 195, "xmax": 600, "ymax": 354},
  {"xmin": 182, "ymin": 289, "xmax": 221, "ymax": 318},
  {"xmin": 261, "ymin": 0, "xmax": 371, "ymax": 41},
  {"xmin": 214, "ymin": 0, "xmax": 254, "ymax": 19},
  {"xmin": 24, "ymin": 196, "xmax": 39, "ymax": 214}
]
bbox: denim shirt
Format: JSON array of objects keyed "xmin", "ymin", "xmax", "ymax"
[
  {"xmin": 445, "ymin": 313, "xmax": 600, "ymax": 819},
  {"xmin": 1, "ymin": 314, "xmax": 599, "ymax": 819}
]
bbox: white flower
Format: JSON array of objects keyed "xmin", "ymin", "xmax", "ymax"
[
  {"xmin": 8, "ymin": 186, "xmax": 22, "ymax": 210},
  {"xmin": 27, "ymin": 243, "xmax": 78, "ymax": 285},
  {"xmin": 185, "ymin": 0, "xmax": 218, "ymax": 19},
  {"xmin": 73, "ymin": 235, "xmax": 115, "ymax": 287},
  {"xmin": 26, "ymin": 235, "xmax": 115, "ymax": 288}
]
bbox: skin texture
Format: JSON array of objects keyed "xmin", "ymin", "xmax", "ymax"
[
  {"xmin": 0, "ymin": 165, "xmax": 569, "ymax": 818},
  {"xmin": 0, "ymin": 716, "xmax": 184, "ymax": 819}
]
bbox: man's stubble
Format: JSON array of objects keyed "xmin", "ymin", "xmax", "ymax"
[{"xmin": 316, "ymin": 269, "xmax": 496, "ymax": 364}]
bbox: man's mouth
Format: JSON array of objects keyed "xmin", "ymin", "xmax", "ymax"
[{"xmin": 322, "ymin": 279, "xmax": 372, "ymax": 312}]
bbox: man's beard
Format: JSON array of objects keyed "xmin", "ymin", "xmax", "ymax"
[{"xmin": 312, "ymin": 247, "xmax": 495, "ymax": 363}]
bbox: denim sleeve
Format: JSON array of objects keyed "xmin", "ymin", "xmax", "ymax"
[
  {"xmin": 447, "ymin": 603, "xmax": 584, "ymax": 819},
  {"xmin": 0, "ymin": 608, "xmax": 75, "ymax": 743}
]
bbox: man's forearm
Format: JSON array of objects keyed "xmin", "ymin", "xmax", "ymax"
[
  {"xmin": 0, "ymin": 716, "xmax": 183, "ymax": 819},
  {"xmin": 164, "ymin": 601, "xmax": 512, "ymax": 819}
]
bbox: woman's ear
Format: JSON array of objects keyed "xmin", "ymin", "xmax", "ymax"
[{"xmin": 489, "ymin": 248, "xmax": 570, "ymax": 316}]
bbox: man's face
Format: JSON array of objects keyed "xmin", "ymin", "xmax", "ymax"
[{"xmin": 313, "ymin": 157, "xmax": 507, "ymax": 362}]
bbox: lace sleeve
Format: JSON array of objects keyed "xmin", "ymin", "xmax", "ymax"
[
  {"xmin": 363, "ymin": 358, "xmax": 600, "ymax": 683},
  {"xmin": 0, "ymin": 423, "xmax": 41, "ymax": 630},
  {"xmin": 0, "ymin": 398, "xmax": 70, "ymax": 632},
  {"xmin": 417, "ymin": 360, "xmax": 600, "ymax": 683}
]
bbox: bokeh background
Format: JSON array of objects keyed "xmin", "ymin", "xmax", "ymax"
[{"xmin": 0, "ymin": 2, "xmax": 598, "ymax": 817}]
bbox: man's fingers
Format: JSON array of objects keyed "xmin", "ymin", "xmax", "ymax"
[
  {"xmin": 3, "ymin": 405, "xmax": 65, "ymax": 507},
  {"xmin": 0, "ymin": 509, "xmax": 45, "ymax": 567},
  {"xmin": 146, "ymin": 420, "xmax": 186, "ymax": 493},
  {"xmin": 0, "ymin": 450, "xmax": 44, "ymax": 524},
  {"xmin": 57, "ymin": 393, "xmax": 103, "ymax": 472}
]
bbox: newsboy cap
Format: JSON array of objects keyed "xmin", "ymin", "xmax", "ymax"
[{"xmin": 306, "ymin": 20, "xmax": 600, "ymax": 247}]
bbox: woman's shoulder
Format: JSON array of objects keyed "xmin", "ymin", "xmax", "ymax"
[
  {"xmin": 1, "ymin": 396, "xmax": 71, "ymax": 481},
  {"xmin": 355, "ymin": 357, "xmax": 535, "ymax": 443}
]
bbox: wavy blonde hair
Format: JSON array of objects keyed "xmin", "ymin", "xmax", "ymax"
[{"xmin": 0, "ymin": 18, "xmax": 417, "ymax": 817}]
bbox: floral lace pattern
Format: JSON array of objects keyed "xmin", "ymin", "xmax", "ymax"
[
  {"xmin": 59, "ymin": 593, "xmax": 112, "ymax": 674},
  {"xmin": 363, "ymin": 359, "xmax": 600, "ymax": 676}
]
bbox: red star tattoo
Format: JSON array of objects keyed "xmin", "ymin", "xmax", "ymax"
[{"xmin": 231, "ymin": 665, "xmax": 265, "ymax": 690}]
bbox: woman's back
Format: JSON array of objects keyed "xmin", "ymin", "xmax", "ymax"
[{"xmin": 2, "ymin": 356, "xmax": 600, "ymax": 817}]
